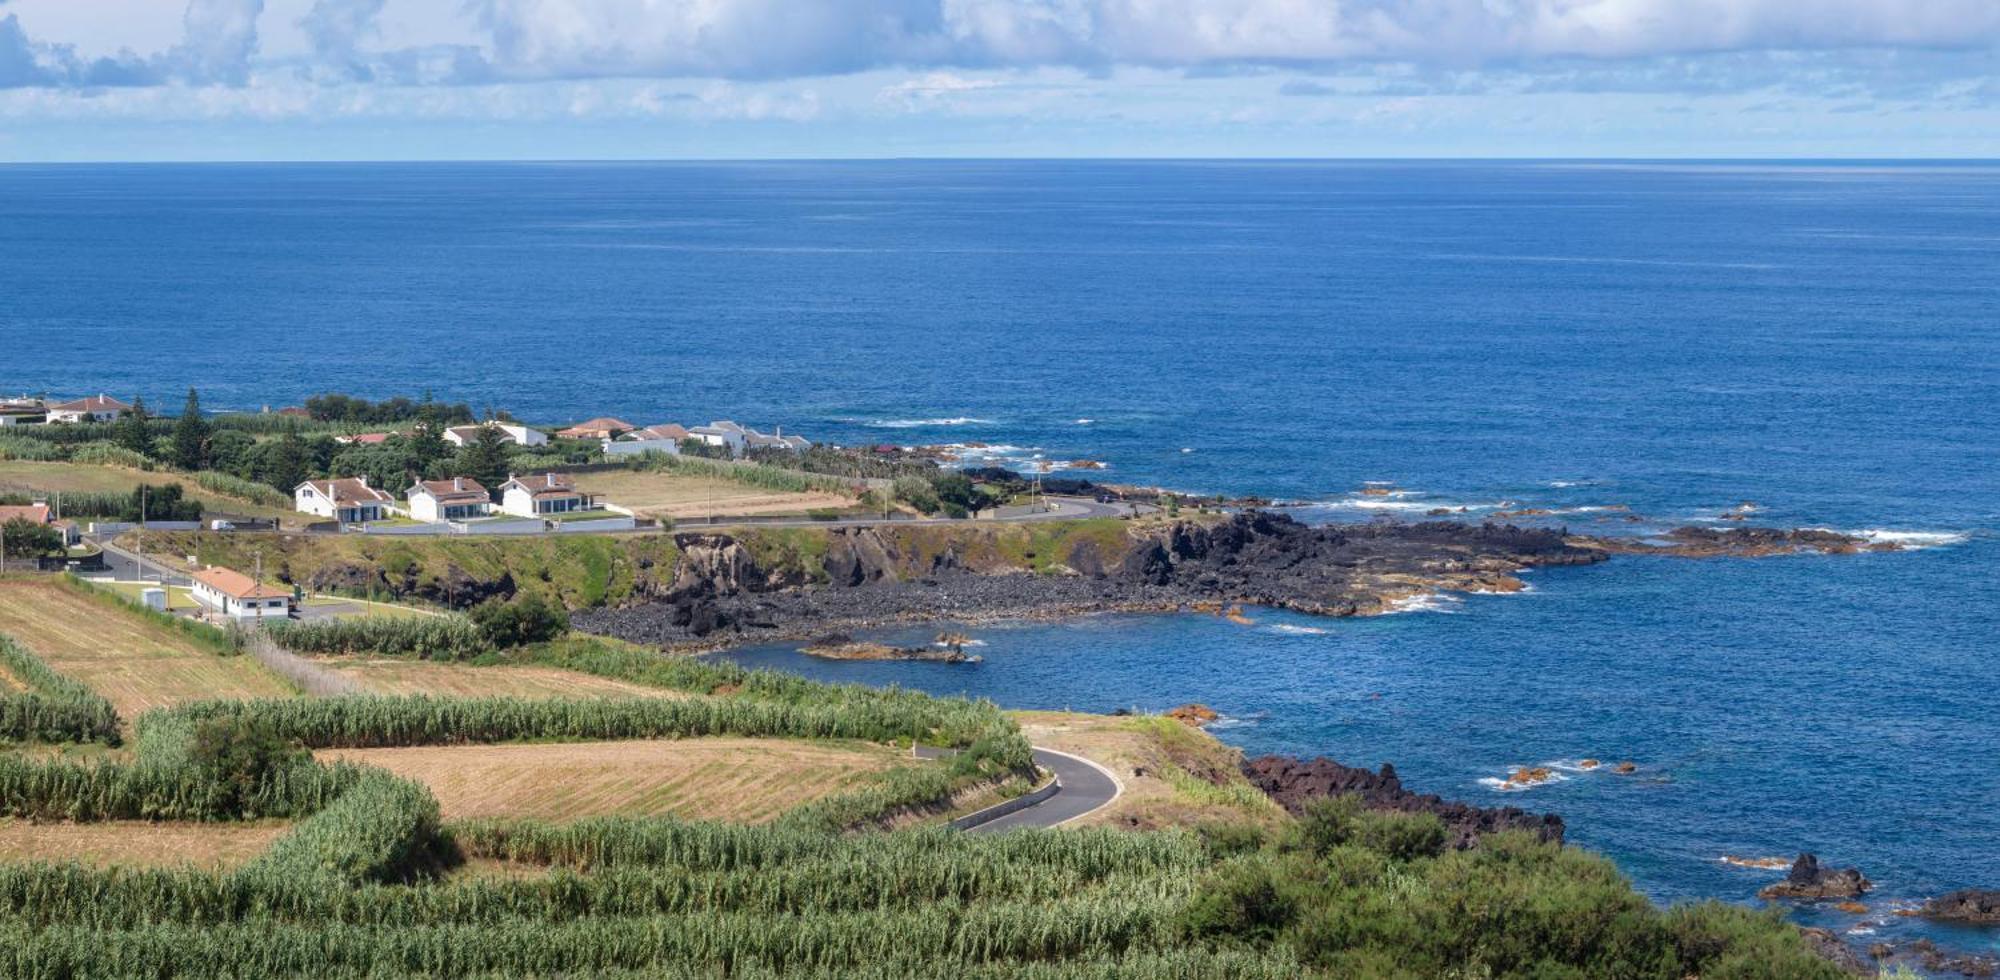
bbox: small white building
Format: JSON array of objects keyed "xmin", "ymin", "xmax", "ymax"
[
  {"xmin": 190, "ymin": 566, "xmax": 293, "ymax": 621},
  {"xmin": 499, "ymin": 473, "xmax": 597, "ymax": 517},
  {"xmin": 407, "ymin": 477, "xmax": 492, "ymax": 522},
  {"xmin": 0, "ymin": 398, "xmax": 46, "ymax": 427},
  {"xmin": 294, "ymin": 476, "xmax": 395, "ymax": 523},
  {"xmin": 603, "ymin": 423, "xmax": 688, "ymax": 457},
  {"xmin": 687, "ymin": 421, "xmax": 747, "ymax": 457},
  {"xmin": 443, "ymin": 422, "xmax": 548, "ymax": 447},
  {"xmin": 744, "ymin": 428, "xmax": 812, "ymax": 452},
  {"xmin": 46, "ymin": 394, "xmax": 132, "ymax": 424}
]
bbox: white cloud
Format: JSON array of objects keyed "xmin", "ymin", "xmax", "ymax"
[{"xmin": 10, "ymin": 0, "xmax": 2000, "ymax": 91}]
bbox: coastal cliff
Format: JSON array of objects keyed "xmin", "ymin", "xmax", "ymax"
[{"xmin": 573, "ymin": 512, "xmax": 1608, "ymax": 645}]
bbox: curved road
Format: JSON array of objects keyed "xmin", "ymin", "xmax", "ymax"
[{"xmin": 963, "ymin": 747, "xmax": 1123, "ymax": 833}]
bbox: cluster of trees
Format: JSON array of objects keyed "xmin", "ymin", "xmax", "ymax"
[
  {"xmin": 302, "ymin": 393, "xmax": 476, "ymax": 426},
  {"xmin": 108, "ymin": 389, "xmax": 574, "ymax": 499},
  {"xmin": 891, "ymin": 470, "xmax": 986, "ymax": 517}
]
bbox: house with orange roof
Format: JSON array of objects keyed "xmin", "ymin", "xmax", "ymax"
[
  {"xmin": 556, "ymin": 417, "xmax": 636, "ymax": 440},
  {"xmin": 190, "ymin": 566, "xmax": 294, "ymax": 621}
]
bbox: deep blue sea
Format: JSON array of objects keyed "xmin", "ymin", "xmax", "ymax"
[{"xmin": 2, "ymin": 161, "xmax": 1996, "ymax": 947}]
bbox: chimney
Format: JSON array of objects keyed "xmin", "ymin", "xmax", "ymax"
[{"xmin": 454, "ymin": 477, "xmax": 463, "ymax": 491}]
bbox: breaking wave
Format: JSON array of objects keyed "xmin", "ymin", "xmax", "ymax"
[{"xmin": 862, "ymin": 416, "xmax": 995, "ymax": 428}]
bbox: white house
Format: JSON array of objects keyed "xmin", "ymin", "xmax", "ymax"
[
  {"xmin": 294, "ymin": 476, "xmax": 395, "ymax": 523},
  {"xmin": 443, "ymin": 422, "xmax": 548, "ymax": 447},
  {"xmin": 499, "ymin": 473, "xmax": 597, "ymax": 517},
  {"xmin": 407, "ymin": 477, "xmax": 492, "ymax": 522},
  {"xmin": 0, "ymin": 398, "xmax": 46, "ymax": 427},
  {"xmin": 744, "ymin": 427, "xmax": 812, "ymax": 452},
  {"xmin": 603, "ymin": 423, "xmax": 688, "ymax": 457},
  {"xmin": 46, "ymin": 394, "xmax": 132, "ymax": 424},
  {"xmin": 687, "ymin": 421, "xmax": 747, "ymax": 457},
  {"xmin": 190, "ymin": 566, "xmax": 293, "ymax": 621}
]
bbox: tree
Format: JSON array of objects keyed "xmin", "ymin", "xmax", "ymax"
[
  {"xmin": 263, "ymin": 420, "xmax": 312, "ymax": 493},
  {"xmin": 170, "ymin": 388, "xmax": 209, "ymax": 471},
  {"xmin": 409, "ymin": 399, "xmax": 449, "ymax": 466},
  {"xmin": 1, "ymin": 518, "xmax": 64, "ymax": 559},
  {"xmin": 453, "ymin": 424, "xmax": 512, "ymax": 491},
  {"xmin": 115, "ymin": 397, "xmax": 153, "ymax": 456},
  {"xmin": 470, "ymin": 595, "xmax": 570, "ymax": 648},
  {"xmin": 207, "ymin": 430, "xmax": 257, "ymax": 477}
]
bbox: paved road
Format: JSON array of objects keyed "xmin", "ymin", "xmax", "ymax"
[
  {"xmin": 92, "ymin": 536, "xmax": 192, "ymax": 586},
  {"xmin": 964, "ymin": 747, "xmax": 1123, "ymax": 833}
]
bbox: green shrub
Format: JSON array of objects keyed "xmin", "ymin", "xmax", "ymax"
[
  {"xmin": 193, "ymin": 469, "xmax": 293, "ymax": 508},
  {"xmin": 469, "ymin": 596, "xmax": 569, "ymax": 649},
  {"xmin": 67, "ymin": 441, "xmax": 154, "ymax": 469},
  {"xmin": 0, "ymin": 635, "xmax": 121, "ymax": 744},
  {"xmin": 266, "ymin": 615, "xmax": 490, "ymax": 661},
  {"xmin": 244, "ymin": 771, "xmax": 442, "ymax": 884}
]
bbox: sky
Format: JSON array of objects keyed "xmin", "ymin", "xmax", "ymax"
[{"xmin": 0, "ymin": 0, "xmax": 1996, "ymax": 160}]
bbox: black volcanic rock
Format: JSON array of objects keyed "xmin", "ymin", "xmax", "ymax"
[
  {"xmin": 1240, "ymin": 755, "xmax": 1564, "ymax": 850},
  {"xmin": 1922, "ymin": 890, "xmax": 2000, "ymax": 926},
  {"xmin": 575, "ymin": 511, "xmax": 1609, "ymax": 644},
  {"xmin": 1758, "ymin": 854, "xmax": 1871, "ymax": 901}
]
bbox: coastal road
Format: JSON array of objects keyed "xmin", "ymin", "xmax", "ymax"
[
  {"xmin": 963, "ymin": 747, "xmax": 1124, "ymax": 833},
  {"xmin": 92, "ymin": 536, "xmax": 193, "ymax": 586}
]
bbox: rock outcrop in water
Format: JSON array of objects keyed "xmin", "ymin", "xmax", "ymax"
[
  {"xmin": 1240, "ymin": 755, "xmax": 1565, "ymax": 850},
  {"xmin": 1758, "ymin": 854, "xmax": 1872, "ymax": 901},
  {"xmin": 1921, "ymin": 889, "xmax": 2000, "ymax": 926},
  {"xmin": 574, "ymin": 512, "xmax": 1609, "ymax": 646}
]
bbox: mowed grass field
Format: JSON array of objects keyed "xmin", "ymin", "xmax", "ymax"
[
  {"xmin": 0, "ymin": 460, "xmax": 294, "ymax": 522},
  {"xmin": 0, "ymin": 818, "xmax": 287, "ymax": 870},
  {"xmin": 326, "ymin": 659, "xmax": 683, "ymax": 700},
  {"xmin": 0, "ymin": 579, "xmax": 293, "ymax": 718},
  {"xmin": 321, "ymin": 738, "xmax": 915, "ymax": 823},
  {"xmin": 570, "ymin": 468, "xmax": 854, "ymax": 519}
]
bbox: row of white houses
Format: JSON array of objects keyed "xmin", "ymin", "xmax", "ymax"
[{"xmin": 293, "ymin": 472, "xmax": 608, "ymax": 525}]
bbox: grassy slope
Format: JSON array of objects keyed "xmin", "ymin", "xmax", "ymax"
[
  {"xmin": 0, "ymin": 461, "xmax": 294, "ymax": 523},
  {"xmin": 0, "ymin": 578, "xmax": 293, "ymax": 719},
  {"xmin": 130, "ymin": 517, "xmax": 1152, "ymax": 612}
]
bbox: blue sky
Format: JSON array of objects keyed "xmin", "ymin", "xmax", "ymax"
[{"xmin": 2, "ymin": 0, "xmax": 1997, "ymax": 160}]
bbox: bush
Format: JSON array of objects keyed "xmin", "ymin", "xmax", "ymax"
[
  {"xmin": 266, "ymin": 615, "xmax": 491, "ymax": 661},
  {"xmin": 892, "ymin": 475, "xmax": 940, "ymax": 514},
  {"xmin": 187, "ymin": 715, "xmax": 308, "ymax": 814},
  {"xmin": 193, "ymin": 469, "xmax": 293, "ymax": 508},
  {"xmin": 470, "ymin": 596, "xmax": 569, "ymax": 649},
  {"xmin": 0, "ymin": 634, "xmax": 121, "ymax": 744},
  {"xmin": 67, "ymin": 441, "xmax": 154, "ymax": 469}
]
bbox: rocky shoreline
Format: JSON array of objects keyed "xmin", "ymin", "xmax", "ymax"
[
  {"xmin": 1240, "ymin": 755, "xmax": 1565, "ymax": 850},
  {"xmin": 572, "ymin": 510, "xmax": 1893, "ymax": 649}
]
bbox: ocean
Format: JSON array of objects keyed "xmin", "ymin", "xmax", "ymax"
[{"xmin": 2, "ymin": 160, "xmax": 1996, "ymax": 945}]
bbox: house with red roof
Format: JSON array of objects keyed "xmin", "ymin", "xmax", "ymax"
[
  {"xmin": 190, "ymin": 566, "xmax": 294, "ymax": 621},
  {"xmin": 46, "ymin": 394, "xmax": 132, "ymax": 424}
]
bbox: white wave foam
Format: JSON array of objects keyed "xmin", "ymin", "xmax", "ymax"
[
  {"xmin": 1477, "ymin": 771, "xmax": 1570, "ymax": 793},
  {"xmin": 1383, "ymin": 593, "xmax": 1463, "ymax": 615},
  {"xmin": 1180, "ymin": 447, "xmax": 1194, "ymax": 453},
  {"xmin": 864, "ymin": 417, "xmax": 994, "ymax": 428},
  {"xmin": 1073, "ymin": 418, "xmax": 1094, "ymax": 425},
  {"xmin": 1265, "ymin": 623, "xmax": 1331, "ymax": 636},
  {"xmin": 1207, "ymin": 716, "xmax": 1259, "ymax": 730},
  {"xmin": 1831, "ymin": 528, "xmax": 1971, "ymax": 549}
]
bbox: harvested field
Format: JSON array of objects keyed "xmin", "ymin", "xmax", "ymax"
[
  {"xmin": 326, "ymin": 659, "xmax": 683, "ymax": 700},
  {"xmin": 0, "ymin": 818, "xmax": 287, "ymax": 869},
  {"xmin": 0, "ymin": 461, "xmax": 295, "ymax": 523},
  {"xmin": 0, "ymin": 579, "xmax": 294, "ymax": 718},
  {"xmin": 570, "ymin": 469, "xmax": 853, "ymax": 519},
  {"xmin": 321, "ymin": 738, "xmax": 914, "ymax": 823}
]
